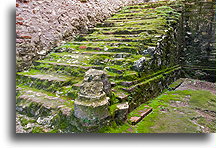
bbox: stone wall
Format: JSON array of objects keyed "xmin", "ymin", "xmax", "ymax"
[
  {"xmin": 180, "ymin": 0, "xmax": 215, "ymax": 82},
  {"xmin": 16, "ymin": 0, "xmax": 151, "ymax": 71}
]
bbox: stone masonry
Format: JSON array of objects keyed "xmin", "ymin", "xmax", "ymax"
[{"xmin": 16, "ymin": 0, "xmax": 151, "ymax": 71}]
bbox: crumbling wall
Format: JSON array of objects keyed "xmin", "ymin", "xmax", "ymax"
[{"xmin": 16, "ymin": 0, "xmax": 150, "ymax": 71}]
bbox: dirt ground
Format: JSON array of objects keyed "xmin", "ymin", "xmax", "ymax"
[{"xmin": 176, "ymin": 78, "xmax": 216, "ymax": 94}]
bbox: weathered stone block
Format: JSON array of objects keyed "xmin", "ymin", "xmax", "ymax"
[
  {"xmin": 74, "ymin": 69, "xmax": 111, "ymax": 127},
  {"xmin": 114, "ymin": 102, "xmax": 129, "ymax": 124}
]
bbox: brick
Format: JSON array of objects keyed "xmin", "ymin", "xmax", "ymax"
[
  {"xmin": 130, "ymin": 116, "xmax": 141, "ymax": 125},
  {"xmin": 139, "ymin": 108, "xmax": 153, "ymax": 117},
  {"xmin": 129, "ymin": 107, "xmax": 153, "ymax": 125}
]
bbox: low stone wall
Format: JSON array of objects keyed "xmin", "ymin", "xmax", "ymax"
[{"xmin": 16, "ymin": 0, "xmax": 151, "ymax": 71}]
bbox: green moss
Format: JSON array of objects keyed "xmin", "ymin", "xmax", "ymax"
[
  {"xmin": 47, "ymin": 129, "xmax": 59, "ymax": 133},
  {"xmin": 104, "ymin": 87, "xmax": 216, "ymax": 133},
  {"xmin": 20, "ymin": 118, "xmax": 36, "ymax": 126},
  {"xmin": 31, "ymin": 127, "xmax": 45, "ymax": 133},
  {"xmin": 182, "ymin": 90, "xmax": 216, "ymax": 112},
  {"xmin": 109, "ymin": 92, "xmax": 120, "ymax": 105},
  {"xmin": 196, "ymin": 117, "xmax": 216, "ymax": 132},
  {"xmin": 168, "ymin": 78, "xmax": 184, "ymax": 90},
  {"xmin": 109, "ymin": 104, "xmax": 118, "ymax": 116}
]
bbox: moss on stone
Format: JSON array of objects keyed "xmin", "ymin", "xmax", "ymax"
[
  {"xmin": 31, "ymin": 127, "xmax": 45, "ymax": 133},
  {"xmin": 103, "ymin": 88, "xmax": 216, "ymax": 133}
]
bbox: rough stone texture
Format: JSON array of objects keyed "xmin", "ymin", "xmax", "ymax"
[
  {"xmin": 16, "ymin": 0, "xmax": 151, "ymax": 71},
  {"xmin": 15, "ymin": 1, "xmax": 183, "ymax": 133},
  {"xmin": 114, "ymin": 102, "xmax": 129, "ymax": 123},
  {"xmin": 83, "ymin": 69, "xmax": 111, "ymax": 96},
  {"xmin": 133, "ymin": 57, "xmax": 146, "ymax": 71},
  {"xmin": 74, "ymin": 69, "xmax": 111, "ymax": 126},
  {"xmin": 180, "ymin": 0, "xmax": 216, "ymax": 82}
]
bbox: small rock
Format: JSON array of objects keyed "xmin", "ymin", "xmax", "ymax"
[
  {"xmin": 37, "ymin": 50, "xmax": 47, "ymax": 55},
  {"xmin": 133, "ymin": 57, "xmax": 146, "ymax": 71}
]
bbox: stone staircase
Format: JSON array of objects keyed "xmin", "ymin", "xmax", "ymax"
[{"xmin": 16, "ymin": 0, "xmax": 182, "ymax": 133}]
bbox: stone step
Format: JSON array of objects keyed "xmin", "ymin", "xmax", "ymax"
[
  {"xmin": 91, "ymin": 26, "xmax": 164, "ymax": 35},
  {"xmin": 105, "ymin": 17, "xmax": 158, "ymax": 22},
  {"xmin": 16, "ymin": 112, "xmax": 54, "ymax": 133},
  {"xmin": 36, "ymin": 56, "xmax": 136, "ymax": 73},
  {"xmin": 58, "ymin": 42, "xmax": 141, "ymax": 54},
  {"xmin": 112, "ymin": 66, "xmax": 181, "ymax": 88},
  {"xmin": 16, "ymin": 71, "xmax": 74, "ymax": 93},
  {"xmin": 65, "ymin": 41, "xmax": 141, "ymax": 48},
  {"xmin": 119, "ymin": 8, "xmax": 150, "ymax": 14},
  {"xmin": 84, "ymin": 35, "xmax": 159, "ymax": 43},
  {"xmin": 35, "ymin": 60, "xmax": 104, "ymax": 70},
  {"xmin": 85, "ymin": 37, "xmax": 147, "ymax": 42},
  {"xmin": 44, "ymin": 52, "xmax": 134, "ymax": 67},
  {"xmin": 115, "ymin": 91, "xmax": 129, "ymax": 101},
  {"xmin": 33, "ymin": 60, "xmax": 104, "ymax": 78},
  {"xmin": 70, "ymin": 51, "xmax": 132, "ymax": 58},
  {"xmin": 55, "ymin": 45, "xmax": 139, "ymax": 54},
  {"xmin": 106, "ymin": 70, "xmax": 139, "ymax": 81},
  {"xmin": 122, "ymin": 1, "xmax": 174, "ymax": 10},
  {"xmin": 33, "ymin": 61, "xmax": 88, "ymax": 78},
  {"xmin": 97, "ymin": 18, "xmax": 160, "ymax": 27},
  {"xmin": 16, "ymin": 86, "xmax": 74, "ymax": 118},
  {"xmin": 121, "ymin": 66, "xmax": 181, "ymax": 92},
  {"xmin": 111, "ymin": 11, "xmax": 155, "ymax": 19},
  {"xmin": 84, "ymin": 34, "xmax": 161, "ymax": 39}
]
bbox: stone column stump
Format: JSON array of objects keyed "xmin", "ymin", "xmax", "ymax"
[{"xmin": 74, "ymin": 69, "xmax": 111, "ymax": 127}]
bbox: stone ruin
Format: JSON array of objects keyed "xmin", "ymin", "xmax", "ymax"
[
  {"xmin": 16, "ymin": 0, "xmax": 215, "ymax": 133},
  {"xmin": 74, "ymin": 69, "xmax": 111, "ymax": 127}
]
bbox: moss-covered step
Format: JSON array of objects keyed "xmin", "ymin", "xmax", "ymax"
[
  {"xmin": 120, "ymin": 66, "xmax": 181, "ymax": 110},
  {"xmin": 94, "ymin": 17, "xmax": 167, "ymax": 29},
  {"xmin": 108, "ymin": 9, "xmax": 179, "ymax": 21},
  {"xmin": 111, "ymin": 65, "xmax": 181, "ymax": 88},
  {"xmin": 83, "ymin": 34, "xmax": 162, "ymax": 44},
  {"xmin": 91, "ymin": 26, "xmax": 166, "ymax": 35},
  {"xmin": 33, "ymin": 62, "xmax": 88, "ymax": 77},
  {"xmin": 16, "ymin": 86, "xmax": 81, "ymax": 133},
  {"xmin": 56, "ymin": 42, "xmax": 141, "ymax": 54},
  {"xmin": 38, "ymin": 52, "xmax": 136, "ymax": 66},
  {"xmin": 97, "ymin": 18, "xmax": 167, "ymax": 28},
  {"xmin": 70, "ymin": 51, "xmax": 132, "ymax": 58},
  {"xmin": 16, "ymin": 86, "xmax": 74, "ymax": 117},
  {"xmin": 35, "ymin": 60, "xmax": 104, "ymax": 70},
  {"xmin": 16, "ymin": 70, "xmax": 75, "ymax": 93},
  {"xmin": 121, "ymin": 1, "xmax": 176, "ymax": 10}
]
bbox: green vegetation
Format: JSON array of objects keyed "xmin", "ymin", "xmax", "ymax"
[
  {"xmin": 102, "ymin": 88, "xmax": 216, "ymax": 133},
  {"xmin": 31, "ymin": 127, "xmax": 45, "ymax": 133},
  {"xmin": 16, "ymin": 0, "xmax": 186, "ymax": 133}
]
